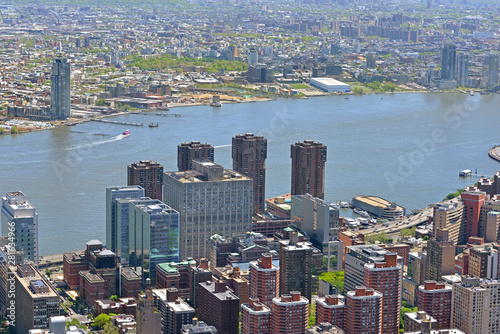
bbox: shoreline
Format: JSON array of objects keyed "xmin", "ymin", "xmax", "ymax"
[{"xmin": 1, "ymin": 90, "xmax": 494, "ymax": 135}]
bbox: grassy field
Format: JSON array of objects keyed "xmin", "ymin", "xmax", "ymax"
[{"xmin": 290, "ymin": 83, "xmax": 311, "ymax": 89}]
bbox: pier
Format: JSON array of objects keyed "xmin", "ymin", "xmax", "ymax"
[
  {"xmin": 91, "ymin": 119, "xmax": 143, "ymax": 126},
  {"xmin": 137, "ymin": 112, "xmax": 181, "ymax": 117},
  {"xmin": 489, "ymin": 146, "xmax": 500, "ymax": 163}
]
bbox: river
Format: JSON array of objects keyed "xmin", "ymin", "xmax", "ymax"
[{"xmin": 1, "ymin": 92, "xmax": 499, "ymax": 255}]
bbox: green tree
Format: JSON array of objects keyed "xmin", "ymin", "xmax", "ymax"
[
  {"xmin": 10, "ymin": 125, "xmax": 17, "ymax": 134},
  {"xmin": 96, "ymin": 99, "xmax": 107, "ymax": 106},
  {"xmin": 308, "ymin": 302, "xmax": 316, "ymax": 327},
  {"xmin": 353, "ymin": 87, "xmax": 364, "ymax": 95},
  {"xmin": 103, "ymin": 322, "xmax": 120, "ymax": 334},
  {"xmin": 45, "ymin": 268, "xmax": 51, "ymax": 277},
  {"xmin": 0, "ymin": 128, "xmax": 4, "ymax": 135},
  {"xmin": 92, "ymin": 314, "xmax": 111, "ymax": 329},
  {"xmin": 400, "ymin": 305, "xmax": 418, "ymax": 330},
  {"xmin": 66, "ymin": 319, "xmax": 80, "ymax": 328},
  {"xmin": 401, "ymin": 227, "xmax": 416, "ymax": 239},
  {"xmin": 110, "ymin": 295, "xmax": 119, "ymax": 302},
  {"xmin": 318, "ymin": 271, "xmax": 345, "ymax": 293}
]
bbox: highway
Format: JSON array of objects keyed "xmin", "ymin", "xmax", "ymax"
[
  {"xmin": 357, "ymin": 207, "xmax": 433, "ymax": 236},
  {"xmin": 356, "ymin": 198, "xmax": 461, "ymax": 236}
]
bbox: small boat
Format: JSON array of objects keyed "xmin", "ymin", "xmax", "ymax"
[
  {"xmin": 148, "ymin": 123, "xmax": 159, "ymax": 128},
  {"xmin": 459, "ymin": 169, "xmax": 471, "ymax": 177},
  {"xmin": 210, "ymin": 102, "xmax": 222, "ymax": 107},
  {"xmin": 354, "ymin": 208, "xmax": 370, "ymax": 218},
  {"xmin": 122, "ymin": 129, "xmax": 130, "ymax": 136}
]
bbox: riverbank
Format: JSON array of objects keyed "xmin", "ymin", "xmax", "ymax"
[{"xmin": 0, "ymin": 89, "xmax": 492, "ymax": 136}]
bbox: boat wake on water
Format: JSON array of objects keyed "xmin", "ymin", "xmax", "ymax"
[{"xmin": 58, "ymin": 134, "xmax": 127, "ymax": 152}]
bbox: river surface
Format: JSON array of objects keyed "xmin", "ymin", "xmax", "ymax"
[{"xmin": 1, "ymin": 92, "xmax": 499, "ymax": 255}]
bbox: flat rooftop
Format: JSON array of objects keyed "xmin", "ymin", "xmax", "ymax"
[
  {"xmin": 166, "ymin": 170, "xmax": 251, "ymax": 183},
  {"xmin": 310, "ymin": 77, "xmax": 350, "ymax": 86},
  {"xmin": 168, "ymin": 298, "xmax": 195, "ymax": 313},
  {"xmin": 16, "ymin": 267, "xmax": 58, "ymax": 299},
  {"xmin": 354, "ymin": 195, "xmax": 404, "ymax": 211}
]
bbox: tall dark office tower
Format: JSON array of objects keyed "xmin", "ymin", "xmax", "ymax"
[
  {"xmin": 483, "ymin": 53, "xmax": 499, "ymax": 88},
  {"xmin": 50, "ymin": 58, "xmax": 71, "ymax": 119},
  {"xmin": 279, "ymin": 232, "xmax": 313, "ymax": 301},
  {"xmin": 458, "ymin": 53, "xmax": 469, "ymax": 87},
  {"xmin": 177, "ymin": 141, "xmax": 214, "ymax": 171},
  {"xmin": 441, "ymin": 44, "xmax": 457, "ymax": 80},
  {"xmin": 127, "ymin": 160, "xmax": 164, "ymax": 201},
  {"xmin": 291, "ymin": 140, "xmax": 327, "ymax": 199},
  {"xmin": 232, "ymin": 133, "xmax": 267, "ymax": 214}
]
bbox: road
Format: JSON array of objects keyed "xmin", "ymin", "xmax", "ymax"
[
  {"xmin": 356, "ymin": 198, "xmax": 461, "ymax": 236},
  {"xmin": 357, "ymin": 208, "xmax": 432, "ymax": 236}
]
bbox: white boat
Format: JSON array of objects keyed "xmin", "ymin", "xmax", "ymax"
[
  {"xmin": 354, "ymin": 208, "xmax": 370, "ymax": 218},
  {"xmin": 459, "ymin": 169, "xmax": 471, "ymax": 177},
  {"xmin": 339, "ymin": 201, "xmax": 350, "ymax": 208}
]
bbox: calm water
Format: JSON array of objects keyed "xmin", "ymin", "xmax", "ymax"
[{"xmin": 1, "ymin": 93, "xmax": 499, "ymax": 255}]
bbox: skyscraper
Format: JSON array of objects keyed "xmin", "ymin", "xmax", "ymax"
[
  {"xmin": 177, "ymin": 141, "xmax": 214, "ymax": 171},
  {"xmin": 441, "ymin": 44, "xmax": 457, "ymax": 80},
  {"xmin": 129, "ymin": 199, "xmax": 179, "ymax": 286},
  {"xmin": 483, "ymin": 53, "xmax": 499, "ymax": 88},
  {"xmin": 291, "ymin": 140, "xmax": 327, "ymax": 199},
  {"xmin": 291, "ymin": 194, "xmax": 340, "ymax": 244},
  {"xmin": 458, "ymin": 53, "xmax": 469, "ymax": 87},
  {"xmin": 315, "ymin": 295, "xmax": 345, "ymax": 329},
  {"xmin": 417, "ymin": 281, "xmax": 452, "ymax": 330},
  {"xmin": 451, "ymin": 276, "xmax": 500, "ymax": 333},
  {"xmin": 127, "ymin": 160, "xmax": 164, "ymax": 201},
  {"xmin": 198, "ymin": 280, "xmax": 240, "ymax": 334},
  {"xmin": 279, "ymin": 232, "xmax": 313, "ymax": 301},
  {"xmin": 363, "ymin": 253, "xmax": 402, "ymax": 334},
  {"xmin": 249, "ymin": 253, "xmax": 279, "ymax": 308},
  {"xmin": 241, "ymin": 297, "xmax": 271, "ymax": 334},
  {"xmin": 461, "ymin": 187, "xmax": 486, "ymax": 239},
  {"xmin": 271, "ymin": 291, "xmax": 309, "ymax": 334},
  {"xmin": 13, "ymin": 264, "xmax": 60, "ymax": 334},
  {"xmin": 344, "ymin": 244, "xmax": 404, "ymax": 293},
  {"xmin": 425, "ymin": 229, "xmax": 455, "ymax": 282},
  {"xmin": 163, "ymin": 161, "xmax": 252, "ymax": 260},
  {"xmin": 50, "ymin": 58, "xmax": 71, "ymax": 119},
  {"xmin": 1, "ymin": 191, "xmax": 38, "ymax": 263},
  {"xmin": 136, "ymin": 289, "xmax": 162, "ymax": 334},
  {"xmin": 105, "ymin": 186, "xmax": 145, "ymax": 258},
  {"xmin": 366, "ymin": 52, "xmax": 376, "ymax": 69},
  {"xmin": 232, "ymin": 133, "xmax": 267, "ymax": 214},
  {"xmin": 152, "ymin": 288, "xmax": 195, "ymax": 334},
  {"xmin": 248, "ymin": 48, "xmax": 259, "ymax": 66},
  {"xmin": 344, "ymin": 286, "xmax": 383, "ymax": 334}
]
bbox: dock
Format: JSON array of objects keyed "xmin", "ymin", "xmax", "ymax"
[
  {"xmin": 137, "ymin": 112, "xmax": 181, "ymax": 117},
  {"xmin": 91, "ymin": 119, "xmax": 143, "ymax": 126}
]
